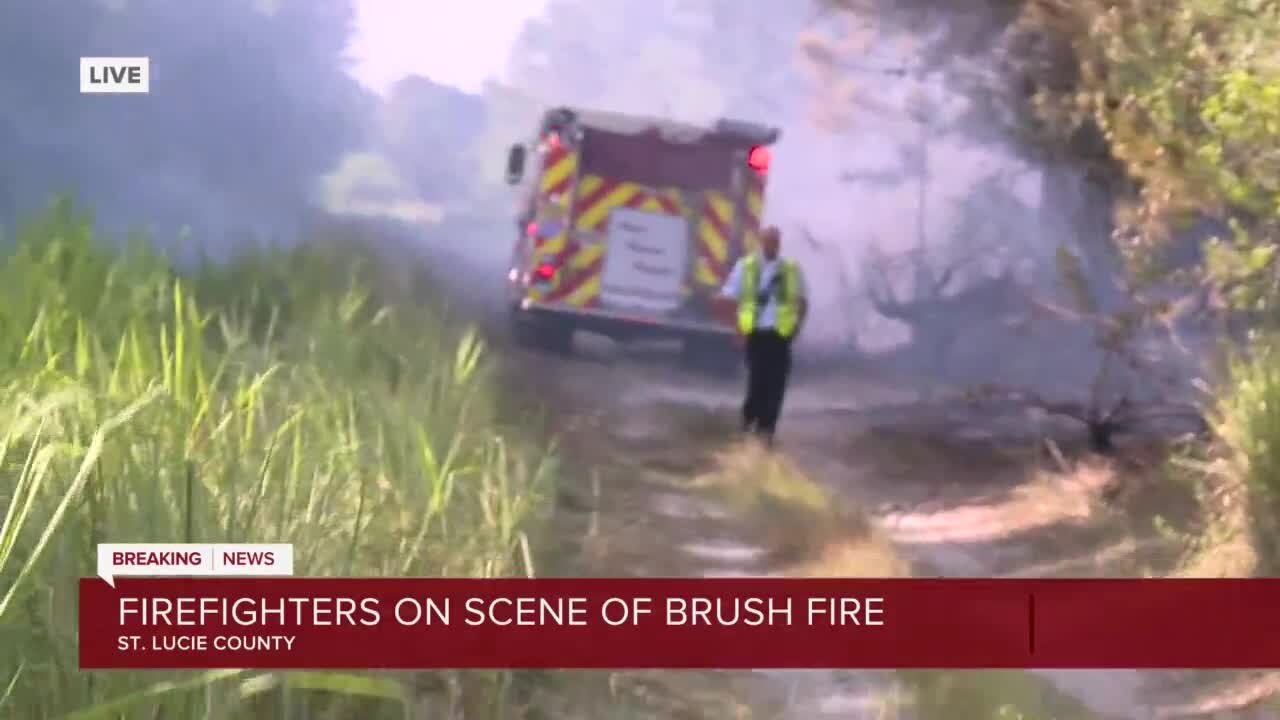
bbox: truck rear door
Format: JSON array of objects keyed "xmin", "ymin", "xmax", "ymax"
[{"xmin": 547, "ymin": 128, "xmax": 746, "ymax": 321}]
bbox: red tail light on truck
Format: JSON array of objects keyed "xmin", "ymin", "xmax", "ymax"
[{"xmin": 533, "ymin": 262, "xmax": 557, "ymax": 281}]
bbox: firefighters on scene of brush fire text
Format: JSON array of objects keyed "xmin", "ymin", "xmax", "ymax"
[{"xmin": 717, "ymin": 226, "xmax": 808, "ymax": 446}]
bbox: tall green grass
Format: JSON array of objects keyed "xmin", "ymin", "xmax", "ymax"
[
  {"xmin": 0, "ymin": 198, "xmax": 554, "ymax": 719},
  {"xmin": 1208, "ymin": 336, "xmax": 1280, "ymax": 572}
]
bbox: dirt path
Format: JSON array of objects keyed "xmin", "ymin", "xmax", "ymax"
[
  {"xmin": 783, "ymin": 406, "xmax": 1158, "ymax": 719},
  {"xmin": 512, "ymin": 334, "xmax": 1256, "ymax": 720}
]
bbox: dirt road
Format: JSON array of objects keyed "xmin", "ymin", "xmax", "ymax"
[{"xmin": 499, "ymin": 329, "xmax": 1271, "ymax": 720}]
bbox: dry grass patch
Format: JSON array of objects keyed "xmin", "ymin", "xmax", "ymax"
[
  {"xmin": 689, "ymin": 442, "xmax": 1101, "ymax": 719},
  {"xmin": 694, "ymin": 440, "xmax": 907, "ymax": 576},
  {"xmin": 898, "ymin": 670, "xmax": 1102, "ymax": 720}
]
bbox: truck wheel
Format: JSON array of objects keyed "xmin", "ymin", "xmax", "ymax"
[
  {"xmin": 681, "ymin": 336, "xmax": 741, "ymax": 378},
  {"xmin": 510, "ymin": 306, "xmax": 537, "ymax": 348},
  {"xmin": 511, "ymin": 307, "xmax": 574, "ymax": 355},
  {"xmin": 540, "ymin": 320, "xmax": 575, "ymax": 355}
]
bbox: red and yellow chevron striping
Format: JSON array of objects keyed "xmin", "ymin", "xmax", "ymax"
[
  {"xmin": 538, "ymin": 144, "xmax": 578, "ymax": 200},
  {"xmin": 571, "ymin": 175, "xmax": 684, "ymax": 232},
  {"xmin": 542, "ymin": 175, "xmax": 688, "ymax": 308},
  {"xmin": 536, "ymin": 146, "xmax": 578, "ymax": 244},
  {"xmin": 694, "ymin": 191, "xmax": 733, "ymax": 287},
  {"xmin": 530, "ymin": 150, "xmax": 774, "ymax": 312},
  {"xmin": 525, "ymin": 144, "xmax": 579, "ymax": 302},
  {"xmin": 740, "ymin": 170, "xmax": 767, "ymax": 256},
  {"xmin": 543, "ymin": 243, "xmax": 605, "ymax": 307}
]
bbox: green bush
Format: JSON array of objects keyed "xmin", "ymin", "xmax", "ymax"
[
  {"xmin": 1210, "ymin": 337, "xmax": 1280, "ymax": 571},
  {"xmin": 0, "ymin": 198, "xmax": 555, "ymax": 718}
]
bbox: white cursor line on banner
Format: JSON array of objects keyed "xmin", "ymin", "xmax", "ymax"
[{"xmin": 96, "ymin": 543, "xmax": 294, "ymax": 587}]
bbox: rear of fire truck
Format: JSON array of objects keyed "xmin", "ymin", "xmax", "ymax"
[{"xmin": 503, "ymin": 106, "xmax": 779, "ymax": 370}]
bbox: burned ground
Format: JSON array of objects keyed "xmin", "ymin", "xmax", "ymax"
[{"xmin": 488, "ymin": 323, "xmax": 1266, "ymax": 719}]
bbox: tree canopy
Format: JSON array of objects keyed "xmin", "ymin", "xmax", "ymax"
[
  {"xmin": 0, "ymin": 0, "xmax": 370, "ymax": 244},
  {"xmin": 502, "ymin": 0, "xmax": 808, "ymax": 124},
  {"xmin": 815, "ymin": 0, "xmax": 1280, "ymax": 315}
]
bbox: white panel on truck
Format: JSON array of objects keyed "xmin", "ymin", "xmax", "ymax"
[{"xmin": 599, "ymin": 207, "xmax": 691, "ymax": 314}]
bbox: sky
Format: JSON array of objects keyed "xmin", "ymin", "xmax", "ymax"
[{"xmin": 348, "ymin": 0, "xmax": 549, "ymax": 95}]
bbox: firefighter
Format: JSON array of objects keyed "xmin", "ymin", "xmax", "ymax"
[{"xmin": 718, "ymin": 225, "xmax": 808, "ymax": 445}]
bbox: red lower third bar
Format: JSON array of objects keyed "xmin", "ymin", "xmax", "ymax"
[{"xmin": 78, "ymin": 577, "xmax": 1280, "ymax": 669}]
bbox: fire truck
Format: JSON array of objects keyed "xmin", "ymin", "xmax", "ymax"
[{"xmin": 503, "ymin": 106, "xmax": 780, "ymax": 371}]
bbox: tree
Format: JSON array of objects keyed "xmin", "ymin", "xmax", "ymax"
[
  {"xmin": 962, "ymin": 244, "xmax": 1208, "ymax": 453},
  {"xmin": 465, "ymin": 0, "xmax": 810, "ymax": 210},
  {"xmin": 866, "ymin": 243, "xmax": 1027, "ymax": 370},
  {"xmin": 0, "ymin": 0, "xmax": 370, "ymax": 244},
  {"xmin": 812, "ymin": 0, "xmax": 1280, "ymax": 318},
  {"xmin": 794, "ymin": 0, "xmax": 1280, "ymax": 449},
  {"xmin": 501, "ymin": 0, "xmax": 807, "ymax": 123},
  {"xmin": 377, "ymin": 75, "xmax": 488, "ymax": 206}
]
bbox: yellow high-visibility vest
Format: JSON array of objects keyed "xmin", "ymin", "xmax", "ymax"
[{"xmin": 737, "ymin": 255, "xmax": 801, "ymax": 337}]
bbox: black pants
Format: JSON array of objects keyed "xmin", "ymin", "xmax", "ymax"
[{"xmin": 742, "ymin": 330, "xmax": 792, "ymax": 438}]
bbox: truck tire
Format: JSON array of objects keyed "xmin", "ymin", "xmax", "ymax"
[
  {"xmin": 511, "ymin": 306, "xmax": 574, "ymax": 355},
  {"xmin": 539, "ymin": 320, "xmax": 574, "ymax": 355},
  {"xmin": 681, "ymin": 335, "xmax": 741, "ymax": 378}
]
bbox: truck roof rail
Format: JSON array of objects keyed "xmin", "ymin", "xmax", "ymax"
[
  {"xmin": 547, "ymin": 106, "xmax": 781, "ymax": 146},
  {"xmin": 712, "ymin": 118, "xmax": 781, "ymax": 145}
]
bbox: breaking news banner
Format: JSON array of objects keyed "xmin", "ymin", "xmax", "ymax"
[
  {"xmin": 79, "ymin": 547, "xmax": 1280, "ymax": 670},
  {"xmin": 97, "ymin": 542, "xmax": 293, "ymax": 586}
]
